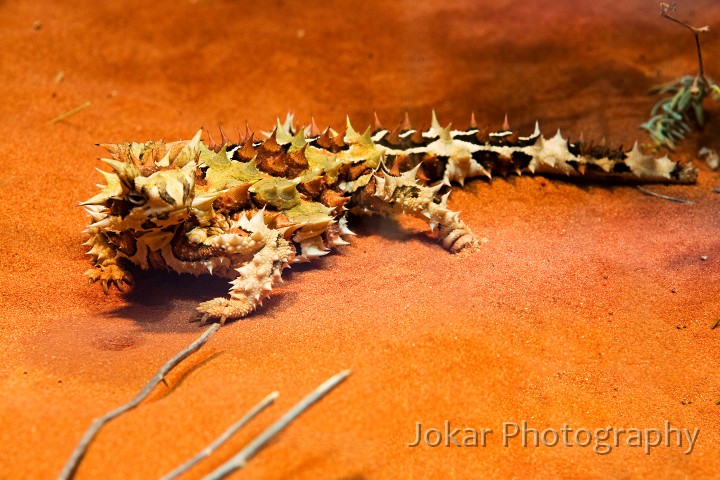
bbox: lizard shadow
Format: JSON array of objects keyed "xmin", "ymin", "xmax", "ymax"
[
  {"xmin": 106, "ymin": 268, "xmax": 249, "ymax": 332},
  {"xmin": 346, "ymin": 213, "xmax": 442, "ymax": 249},
  {"xmin": 107, "ymin": 210, "xmax": 471, "ymax": 332},
  {"xmin": 108, "ymin": 261, "xmax": 306, "ymax": 333}
]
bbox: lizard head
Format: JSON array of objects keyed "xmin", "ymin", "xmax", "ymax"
[{"xmin": 81, "ymin": 158, "xmax": 197, "ymax": 231}]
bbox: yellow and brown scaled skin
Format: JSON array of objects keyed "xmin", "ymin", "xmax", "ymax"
[{"xmin": 81, "ymin": 113, "xmax": 697, "ymax": 323}]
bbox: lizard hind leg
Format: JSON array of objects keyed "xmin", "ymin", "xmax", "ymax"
[
  {"xmin": 370, "ymin": 164, "xmax": 476, "ymax": 253},
  {"xmin": 196, "ymin": 215, "xmax": 295, "ymax": 324}
]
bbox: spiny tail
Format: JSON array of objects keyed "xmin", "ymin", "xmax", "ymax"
[{"xmin": 364, "ymin": 112, "xmax": 697, "ymax": 185}]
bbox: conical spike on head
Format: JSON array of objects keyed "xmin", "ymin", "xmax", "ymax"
[
  {"xmin": 84, "ymin": 206, "xmax": 105, "ymax": 221},
  {"xmin": 502, "ymin": 114, "xmax": 510, "ymax": 132},
  {"xmin": 99, "ymin": 157, "xmax": 129, "ymax": 175},
  {"xmin": 96, "ymin": 167, "xmax": 117, "ymax": 184},
  {"xmin": 79, "ymin": 191, "xmax": 111, "ymax": 206},
  {"xmin": 174, "ymin": 129, "xmax": 203, "ymax": 168},
  {"xmin": 181, "ymin": 160, "xmax": 197, "ymax": 176},
  {"xmin": 129, "ymin": 150, "xmax": 143, "ymax": 168},
  {"xmin": 155, "ymin": 149, "xmax": 171, "ymax": 168},
  {"xmin": 97, "ymin": 143, "xmax": 122, "ymax": 158},
  {"xmin": 88, "ymin": 217, "xmax": 114, "ymax": 230}
]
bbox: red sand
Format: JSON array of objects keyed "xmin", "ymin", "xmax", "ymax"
[{"xmin": 1, "ymin": 1, "xmax": 719, "ymax": 478}]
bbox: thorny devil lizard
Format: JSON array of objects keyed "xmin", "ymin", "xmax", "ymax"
[{"xmin": 81, "ymin": 113, "xmax": 698, "ymax": 324}]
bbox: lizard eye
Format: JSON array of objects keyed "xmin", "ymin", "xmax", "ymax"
[{"xmin": 127, "ymin": 193, "xmax": 146, "ymax": 205}]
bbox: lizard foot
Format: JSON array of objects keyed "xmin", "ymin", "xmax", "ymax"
[
  {"xmin": 195, "ymin": 297, "xmax": 256, "ymax": 325},
  {"xmin": 85, "ymin": 264, "xmax": 133, "ymax": 294}
]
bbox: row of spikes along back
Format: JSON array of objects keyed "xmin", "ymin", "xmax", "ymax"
[
  {"xmin": 232, "ymin": 112, "xmax": 696, "ymax": 184},
  {"xmin": 105, "ymin": 111, "xmax": 698, "ymax": 191}
]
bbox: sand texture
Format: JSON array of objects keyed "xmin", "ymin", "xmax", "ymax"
[{"xmin": 0, "ymin": 1, "xmax": 719, "ymax": 478}]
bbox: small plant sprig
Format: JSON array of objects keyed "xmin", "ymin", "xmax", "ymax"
[{"xmin": 642, "ymin": 3, "xmax": 720, "ymax": 149}]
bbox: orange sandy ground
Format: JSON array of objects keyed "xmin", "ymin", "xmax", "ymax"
[{"xmin": 1, "ymin": 1, "xmax": 719, "ymax": 478}]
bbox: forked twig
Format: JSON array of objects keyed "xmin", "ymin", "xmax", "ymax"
[
  {"xmin": 59, "ymin": 323, "xmax": 221, "ymax": 480},
  {"xmin": 660, "ymin": 3, "xmax": 710, "ymax": 89},
  {"xmin": 161, "ymin": 391, "xmax": 279, "ymax": 480},
  {"xmin": 204, "ymin": 370, "xmax": 352, "ymax": 480}
]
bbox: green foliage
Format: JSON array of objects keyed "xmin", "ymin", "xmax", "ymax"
[
  {"xmin": 642, "ymin": 5, "xmax": 717, "ymax": 149},
  {"xmin": 641, "ymin": 75, "xmax": 720, "ymax": 149}
]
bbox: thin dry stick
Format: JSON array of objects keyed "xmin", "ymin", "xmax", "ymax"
[
  {"xmin": 161, "ymin": 391, "xmax": 279, "ymax": 480},
  {"xmin": 59, "ymin": 323, "xmax": 221, "ymax": 480},
  {"xmin": 204, "ymin": 370, "xmax": 352, "ymax": 480},
  {"xmin": 637, "ymin": 185, "xmax": 694, "ymax": 204},
  {"xmin": 49, "ymin": 101, "xmax": 92, "ymax": 124},
  {"xmin": 660, "ymin": 3, "xmax": 711, "ymax": 90}
]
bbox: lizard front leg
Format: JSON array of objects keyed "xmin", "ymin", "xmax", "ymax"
[{"xmin": 194, "ymin": 212, "xmax": 295, "ymax": 324}]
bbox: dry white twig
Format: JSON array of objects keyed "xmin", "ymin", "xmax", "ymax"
[
  {"xmin": 59, "ymin": 323, "xmax": 221, "ymax": 480},
  {"xmin": 161, "ymin": 391, "xmax": 279, "ymax": 480},
  {"xmin": 204, "ymin": 370, "xmax": 352, "ymax": 479}
]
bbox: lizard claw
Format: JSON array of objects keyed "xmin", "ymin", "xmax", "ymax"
[
  {"xmin": 195, "ymin": 297, "xmax": 255, "ymax": 324},
  {"xmin": 86, "ymin": 264, "xmax": 133, "ymax": 294}
]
